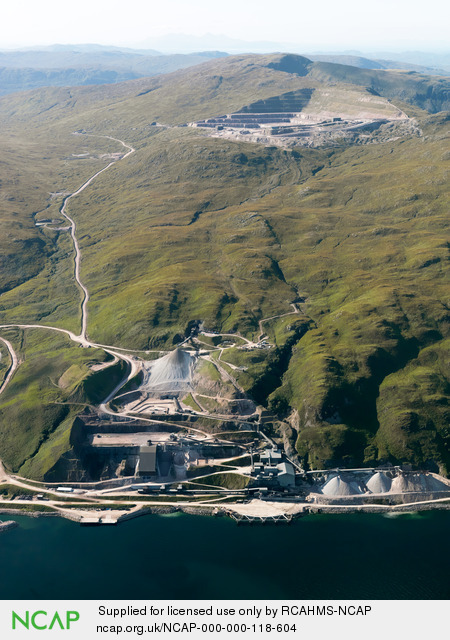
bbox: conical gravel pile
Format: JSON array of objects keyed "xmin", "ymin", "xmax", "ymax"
[
  {"xmin": 366, "ymin": 472, "xmax": 392, "ymax": 493},
  {"xmin": 423, "ymin": 474, "xmax": 450, "ymax": 492},
  {"xmin": 391, "ymin": 473, "xmax": 428, "ymax": 493},
  {"xmin": 321, "ymin": 474, "xmax": 363, "ymax": 496},
  {"xmin": 145, "ymin": 348, "xmax": 196, "ymax": 394}
]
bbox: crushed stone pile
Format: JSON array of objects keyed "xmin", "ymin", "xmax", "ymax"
[
  {"xmin": 321, "ymin": 475, "xmax": 363, "ymax": 496},
  {"xmin": 391, "ymin": 474, "xmax": 422, "ymax": 493},
  {"xmin": 143, "ymin": 349, "xmax": 196, "ymax": 394},
  {"xmin": 366, "ymin": 471, "xmax": 392, "ymax": 493},
  {"xmin": 390, "ymin": 473, "xmax": 450, "ymax": 493},
  {"xmin": 391, "ymin": 474, "xmax": 425, "ymax": 493},
  {"xmin": 423, "ymin": 475, "xmax": 450, "ymax": 492}
]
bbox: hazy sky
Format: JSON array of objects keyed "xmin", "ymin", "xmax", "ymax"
[{"xmin": 1, "ymin": 0, "xmax": 449, "ymax": 51}]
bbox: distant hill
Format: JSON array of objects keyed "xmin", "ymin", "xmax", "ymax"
[
  {"xmin": 134, "ymin": 34, "xmax": 450, "ymax": 72},
  {"xmin": 1, "ymin": 43, "xmax": 447, "ymax": 99},
  {"xmin": 307, "ymin": 54, "xmax": 449, "ymax": 76},
  {"xmin": 16, "ymin": 43, "xmax": 162, "ymax": 55},
  {"xmin": 0, "ymin": 43, "xmax": 160, "ymax": 65},
  {"xmin": 0, "ymin": 67, "xmax": 142, "ymax": 94},
  {"xmin": 0, "ymin": 45, "xmax": 228, "ymax": 95},
  {"xmin": 366, "ymin": 50, "xmax": 450, "ymax": 72},
  {"xmin": 0, "ymin": 44, "xmax": 228, "ymax": 69},
  {"xmin": 307, "ymin": 59, "xmax": 450, "ymax": 113}
]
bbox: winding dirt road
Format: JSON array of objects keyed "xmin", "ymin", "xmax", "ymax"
[
  {"xmin": 0, "ymin": 134, "xmax": 137, "ymax": 407},
  {"xmin": 258, "ymin": 302, "xmax": 299, "ymax": 341},
  {"xmin": 0, "ymin": 336, "xmax": 19, "ymax": 396},
  {"xmin": 0, "ymin": 131, "xmax": 293, "ymax": 452},
  {"xmin": 0, "ymin": 322, "xmax": 140, "ymax": 409},
  {"xmin": 60, "ymin": 135, "xmax": 135, "ymax": 342}
]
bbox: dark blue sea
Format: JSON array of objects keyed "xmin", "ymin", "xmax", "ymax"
[{"xmin": 1, "ymin": 510, "xmax": 448, "ymax": 599}]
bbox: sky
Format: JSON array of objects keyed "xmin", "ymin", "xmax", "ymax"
[{"xmin": 1, "ymin": 0, "xmax": 449, "ymax": 51}]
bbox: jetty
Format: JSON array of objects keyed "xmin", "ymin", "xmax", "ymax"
[
  {"xmin": 225, "ymin": 509, "xmax": 293, "ymax": 524},
  {"xmin": 222, "ymin": 498, "xmax": 307, "ymax": 524},
  {"xmin": 0, "ymin": 520, "xmax": 18, "ymax": 533}
]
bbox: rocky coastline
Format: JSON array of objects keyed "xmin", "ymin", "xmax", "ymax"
[{"xmin": 1, "ymin": 495, "xmax": 449, "ymax": 530}]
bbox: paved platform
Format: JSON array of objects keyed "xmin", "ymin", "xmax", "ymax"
[
  {"xmin": 224, "ymin": 499, "xmax": 307, "ymax": 518},
  {"xmin": 90, "ymin": 432, "xmax": 173, "ymax": 446}
]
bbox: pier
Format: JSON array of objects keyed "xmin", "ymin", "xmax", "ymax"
[
  {"xmin": 224, "ymin": 509, "xmax": 293, "ymax": 524},
  {"xmin": 0, "ymin": 520, "xmax": 18, "ymax": 533}
]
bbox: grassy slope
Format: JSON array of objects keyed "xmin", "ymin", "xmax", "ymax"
[
  {"xmin": 73, "ymin": 130, "xmax": 323, "ymax": 346},
  {"xmin": 309, "ymin": 62, "xmax": 450, "ymax": 113},
  {"xmin": 0, "ymin": 343, "xmax": 11, "ymax": 382},
  {"xmin": 189, "ymin": 471, "xmax": 250, "ymax": 490},
  {"xmin": 0, "ymin": 131, "xmax": 127, "ymax": 332},
  {"xmin": 0, "ymin": 329, "xmax": 124, "ymax": 478},
  {"xmin": 268, "ymin": 114, "xmax": 449, "ymax": 471},
  {"xmin": 0, "ymin": 54, "xmax": 448, "ymax": 476}
]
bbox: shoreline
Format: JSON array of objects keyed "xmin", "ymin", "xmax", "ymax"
[{"xmin": 1, "ymin": 496, "xmax": 449, "ymax": 527}]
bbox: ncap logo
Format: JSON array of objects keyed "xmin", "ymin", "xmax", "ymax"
[{"xmin": 12, "ymin": 611, "xmax": 80, "ymax": 630}]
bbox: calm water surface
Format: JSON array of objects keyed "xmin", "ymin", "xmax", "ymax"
[{"xmin": 0, "ymin": 511, "xmax": 448, "ymax": 599}]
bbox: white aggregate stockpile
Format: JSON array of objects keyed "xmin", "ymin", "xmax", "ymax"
[
  {"xmin": 366, "ymin": 471, "xmax": 392, "ymax": 493},
  {"xmin": 321, "ymin": 475, "xmax": 363, "ymax": 497},
  {"xmin": 317, "ymin": 470, "xmax": 450, "ymax": 499},
  {"xmin": 143, "ymin": 349, "xmax": 196, "ymax": 394},
  {"xmin": 390, "ymin": 473, "xmax": 450, "ymax": 493}
]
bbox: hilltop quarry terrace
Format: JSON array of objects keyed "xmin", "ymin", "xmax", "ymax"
[{"xmin": 189, "ymin": 83, "xmax": 413, "ymax": 147}]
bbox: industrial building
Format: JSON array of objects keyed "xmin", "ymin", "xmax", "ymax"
[
  {"xmin": 251, "ymin": 449, "xmax": 296, "ymax": 488},
  {"xmin": 136, "ymin": 444, "xmax": 157, "ymax": 477}
]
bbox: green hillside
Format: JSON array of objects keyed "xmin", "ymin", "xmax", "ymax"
[
  {"xmin": 0, "ymin": 329, "xmax": 124, "ymax": 477},
  {"xmin": 0, "ymin": 53, "xmax": 448, "ymax": 477}
]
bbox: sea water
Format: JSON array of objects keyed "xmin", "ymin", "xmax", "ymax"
[{"xmin": 0, "ymin": 511, "xmax": 448, "ymax": 599}]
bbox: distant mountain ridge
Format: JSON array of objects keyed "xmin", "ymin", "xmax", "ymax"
[
  {"xmin": 1, "ymin": 43, "xmax": 448, "ymax": 97},
  {"xmin": 0, "ymin": 46, "xmax": 229, "ymax": 95},
  {"xmin": 0, "ymin": 45, "xmax": 228, "ymax": 69},
  {"xmin": 135, "ymin": 33, "xmax": 450, "ymax": 69},
  {"xmin": 307, "ymin": 54, "xmax": 449, "ymax": 76},
  {"xmin": 0, "ymin": 67, "xmax": 142, "ymax": 94}
]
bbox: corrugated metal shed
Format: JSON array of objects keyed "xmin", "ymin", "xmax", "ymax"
[
  {"xmin": 139, "ymin": 444, "xmax": 157, "ymax": 474},
  {"xmin": 277, "ymin": 462, "xmax": 296, "ymax": 487}
]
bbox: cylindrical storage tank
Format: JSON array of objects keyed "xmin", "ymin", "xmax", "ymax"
[{"xmin": 174, "ymin": 464, "xmax": 187, "ymax": 479}]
